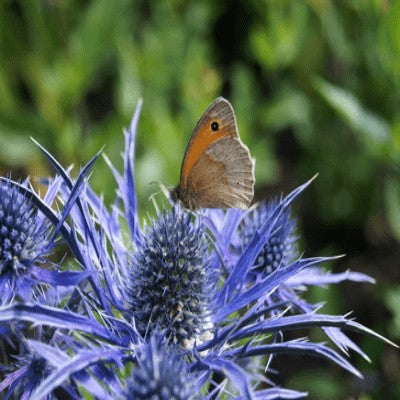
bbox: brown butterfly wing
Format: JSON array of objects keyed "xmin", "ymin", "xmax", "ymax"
[
  {"xmin": 185, "ymin": 136, "xmax": 255, "ymax": 209},
  {"xmin": 179, "ymin": 97, "xmax": 239, "ymax": 190},
  {"xmin": 176, "ymin": 97, "xmax": 255, "ymax": 210}
]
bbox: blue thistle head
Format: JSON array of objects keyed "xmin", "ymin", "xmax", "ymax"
[
  {"xmin": 239, "ymin": 200, "xmax": 298, "ymax": 276},
  {"xmin": 2, "ymin": 342, "xmax": 52, "ymax": 399},
  {"xmin": 0, "ymin": 180, "xmax": 48, "ymax": 280},
  {"xmin": 125, "ymin": 206, "xmax": 214, "ymax": 349},
  {"xmin": 125, "ymin": 336, "xmax": 199, "ymax": 400}
]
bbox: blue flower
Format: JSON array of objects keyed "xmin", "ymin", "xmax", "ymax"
[
  {"xmin": 0, "ymin": 174, "xmax": 97, "ymax": 305},
  {"xmin": 124, "ymin": 206, "xmax": 215, "ymax": 348},
  {"xmin": 0, "ymin": 180, "xmax": 48, "ymax": 287},
  {"xmin": 204, "ymin": 200, "xmax": 380, "ymax": 363},
  {"xmin": 0, "ymin": 330, "xmax": 75, "ymax": 400},
  {"xmin": 124, "ymin": 335, "xmax": 200, "ymax": 400},
  {"xmin": 0, "ymin": 350, "xmax": 50, "ymax": 400},
  {"xmin": 238, "ymin": 200, "xmax": 297, "ymax": 276},
  {"xmin": 0, "ymin": 101, "xmax": 395, "ymax": 400}
]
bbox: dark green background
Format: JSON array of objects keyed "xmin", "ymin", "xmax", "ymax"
[{"xmin": 1, "ymin": 1, "xmax": 399, "ymax": 398}]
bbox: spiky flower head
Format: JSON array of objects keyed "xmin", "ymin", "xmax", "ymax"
[
  {"xmin": 239, "ymin": 200, "xmax": 298, "ymax": 276},
  {"xmin": 0, "ymin": 180, "xmax": 48, "ymax": 281},
  {"xmin": 125, "ymin": 206, "xmax": 214, "ymax": 349},
  {"xmin": 0, "ymin": 340, "xmax": 52, "ymax": 399},
  {"xmin": 0, "ymin": 105, "xmax": 393, "ymax": 400},
  {"xmin": 125, "ymin": 335, "xmax": 199, "ymax": 400}
]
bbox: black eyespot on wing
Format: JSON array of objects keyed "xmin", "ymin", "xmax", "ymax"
[{"xmin": 211, "ymin": 121, "xmax": 219, "ymax": 131}]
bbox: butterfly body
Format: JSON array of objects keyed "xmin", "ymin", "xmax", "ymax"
[{"xmin": 173, "ymin": 97, "xmax": 255, "ymax": 210}]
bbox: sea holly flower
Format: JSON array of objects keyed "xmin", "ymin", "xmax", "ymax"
[
  {"xmin": 238, "ymin": 200, "xmax": 298, "ymax": 277},
  {"xmin": 0, "ymin": 139, "xmax": 104, "ymax": 305},
  {"xmin": 0, "ymin": 338, "xmax": 52, "ymax": 400},
  {"xmin": 0, "ymin": 179, "xmax": 50, "ymax": 301},
  {"xmin": 124, "ymin": 334, "xmax": 202, "ymax": 400},
  {"xmin": 0, "ymin": 146, "xmax": 104, "ymax": 306},
  {"xmin": 0, "ymin": 325, "xmax": 85, "ymax": 400},
  {"xmin": 202, "ymin": 198, "xmax": 378, "ymax": 360},
  {"xmin": 0, "ymin": 101, "xmax": 396, "ymax": 399},
  {"xmin": 124, "ymin": 205, "xmax": 215, "ymax": 349},
  {"xmin": 0, "ymin": 154, "xmax": 104, "ymax": 398},
  {"xmin": 0, "ymin": 331, "xmax": 116, "ymax": 400}
]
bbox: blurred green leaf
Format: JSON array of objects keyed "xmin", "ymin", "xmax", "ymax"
[
  {"xmin": 287, "ymin": 370, "xmax": 345, "ymax": 400},
  {"xmin": 377, "ymin": 0, "xmax": 400, "ymax": 87},
  {"xmin": 385, "ymin": 177, "xmax": 400, "ymax": 243},
  {"xmin": 314, "ymin": 78, "xmax": 390, "ymax": 147},
  {"xmin": 309, "ymin": 0, "xmax": 355, "ymax": 64},
  {"xmin": 0, "ymin": 129, "xmax": 35, "ymax": 166},
  {"xmin": 383, "ymin": 286, "xmax": 400, "ymax": 339},
  {"xmin": 250, "ymin": 1, "xmax": 309, "ymax": 70},
  {"xmin": 260, "ymin": 84, "xmax": 312, "ymax": 135}
]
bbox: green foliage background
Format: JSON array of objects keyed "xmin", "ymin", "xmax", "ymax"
[{"xmin": 1, "ymin": 1, "xmax": 400, "ymax": 398}]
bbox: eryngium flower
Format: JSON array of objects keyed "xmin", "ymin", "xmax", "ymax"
[
  {"xmin": 125, "ymin": 335, "xmax": 199, "ymax": 400},
  {"xmin": 1, "ymin": 102, "xmax": 395, "ymax": 400},
  {"xmin": 2, "ymin": 355, "xmax": 50, "ymax": 399},
  {"xmin": 125, "ymin": 206, "xmax": 214, "ymax": 349},
  {"xmin": 239, "ymin": 200, "xmax": 297, "ymax": 276},
  {"xmin": 0, "ymin": 180, "xmax": 47, "ymax": 282},
  {"xmin": 0, "ymin": 337, "xmax": 52, "ymax": 400}
]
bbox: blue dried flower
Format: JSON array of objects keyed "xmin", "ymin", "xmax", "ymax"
[
  {"xmin": 125, "ymin": 206, "xmax": 214, "ymax": 348},
  {"xmin": 0, "ymin": 169, "xmax": 96, "ymax": 304},
  {"xmin": 0, "ymin": 102, "xmax": 395, "ymax": 400},
  {"xmin": 239, "ymin": 200, "xmax": 297, "ymax": 276},
  {"xmin": 0, "ymin": 180, "xmax": 48, "ymax": 281},
  {"xmin": 0, "ymin": 336, "xmax": 53, "ymax": 400},
  {"xmin": 125, "ymin": 335, "xmax": 199, "ymax": 400}
]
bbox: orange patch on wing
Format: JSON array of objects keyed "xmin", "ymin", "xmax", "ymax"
[{"xmin": 181, "ymin": 122, "xmax": 231, "ymax": 188}]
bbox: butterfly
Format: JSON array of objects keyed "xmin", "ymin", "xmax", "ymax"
[{"xmin": 171, "ymin": 97, "xmax": 255, "ymax": 210}]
